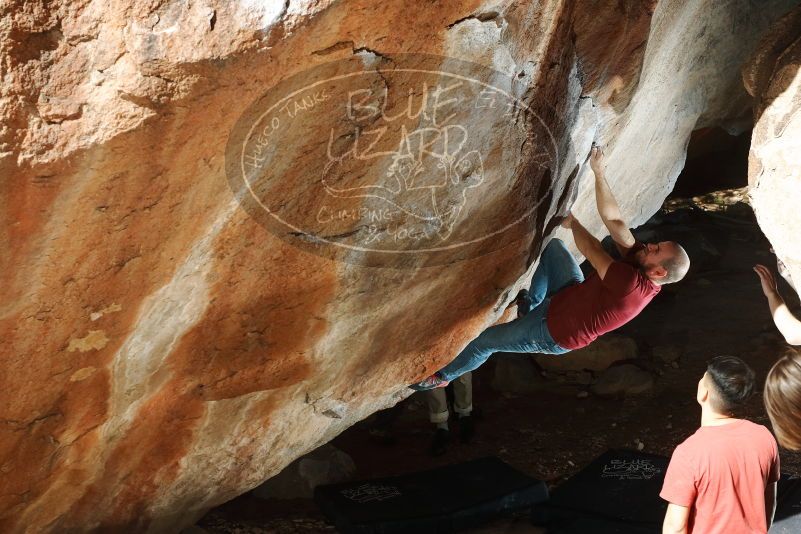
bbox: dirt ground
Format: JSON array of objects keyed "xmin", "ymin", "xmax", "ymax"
[{"xmin": 197, "ymin": 193, "xmax": 801, "ymax": 533}]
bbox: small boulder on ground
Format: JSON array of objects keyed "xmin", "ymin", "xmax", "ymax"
[
  {"xmin": 591, "ymin": 364, "xmax": 654, "ymax": 397},
  {"xmin": 252, "ymin": 444, "xmax": 355, "ymax": 500},
  {"xmin": 492, "ymin": 354, "xmax": 546, "ymax": 394},
  {"xmin": 536, "ymin": 336, "xmax": 637, "ymax": 372},
  {"xmin": 653, "ymin": 344, "xmax": 682, "ymax": 364}
]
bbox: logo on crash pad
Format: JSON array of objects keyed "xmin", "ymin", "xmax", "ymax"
[
  {"xmin": 340, "ymin": 483, "xmax": 402, "ymax": 503},
  {"xmin": 601, "ymin": 458, "xmax": 662, "ymax": 480},
  {"xmin": 226, "ymin": 53, "xmax": 558, "ymax": 267}
]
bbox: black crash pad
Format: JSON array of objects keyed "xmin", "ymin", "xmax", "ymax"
[
  {"xmin": 533, "ymin": 449, "xmax": 801, "ymax": 534},
  {"xmin": 531, "ymin": 449, "xmax": 669, "ymax": 533},
  {"xmin": 771, "ymin": 474, "xmax": 801, "ymax": 533},
  {"xmin": 314, "ymin": 456, "xmax": 548, "ymax": 533}
]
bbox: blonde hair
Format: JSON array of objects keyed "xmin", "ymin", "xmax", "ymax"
[{"xmin": 765, "ymin": 347, "xmax": 801, "ymax": 450}]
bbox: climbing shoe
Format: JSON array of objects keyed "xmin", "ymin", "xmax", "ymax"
[{"xmin": 409, "ymin": 373, "xmax": 449, "ymax": 391}]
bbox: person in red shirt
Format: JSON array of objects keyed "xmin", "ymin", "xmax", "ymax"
[
  {"xmin": 660, "ymin": 356, "xmax": 780, "ymax": 534},
  {"xmin": 411, "ymin": 146, "xmax": 690, "ymax": 390}
]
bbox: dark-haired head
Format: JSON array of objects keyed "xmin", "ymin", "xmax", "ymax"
[{"xmin": 703, "ymin": 356, "xmax": 756, "ymax": 416}]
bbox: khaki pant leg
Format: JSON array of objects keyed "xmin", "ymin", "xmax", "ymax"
[
  {"xmin": 426, "ymin": 388, "xmax": 450, "ymax": 424},
  {"xmin": 453, "ymin": 372, "xmax": 473, "ymax": 416}
]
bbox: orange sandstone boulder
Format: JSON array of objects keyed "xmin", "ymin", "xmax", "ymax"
[{"xmin": 0, "ymin": 0, "xmax": 796, "ymax": 531}]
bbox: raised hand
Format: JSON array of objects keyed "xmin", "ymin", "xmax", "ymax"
[
  {"xmin": 754, "ymin": 264, "xmax": 779, "ymax": 298},
  {"xmin": 754, "ymin": 263, "xmax": 801, "ymax": 345},
  {"xmin": 590, "ymin": 145, "xmax": 605, "ymax": 175}
]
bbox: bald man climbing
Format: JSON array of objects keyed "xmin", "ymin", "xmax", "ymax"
[{"xmin": 411, "ymin": 147, "xmax": 691, "ymax": 390}]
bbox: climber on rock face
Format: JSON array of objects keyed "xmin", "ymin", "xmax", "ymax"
[{"xmin": 410, "ymin": 146, "xmax": 691, "ymax": 390}]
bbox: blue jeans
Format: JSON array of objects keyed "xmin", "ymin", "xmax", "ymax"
[{"xmin": 437, "ymin": 239, "xmax": 584, "ymax": 382}]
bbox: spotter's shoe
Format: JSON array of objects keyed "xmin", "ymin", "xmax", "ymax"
[
  {"xmin": 430, "ymin": 428, "xmax": 450, "ymax": 457},
  {"xmin": 459, "ymin": 414, "xmax": 475, "ymax": 443}
]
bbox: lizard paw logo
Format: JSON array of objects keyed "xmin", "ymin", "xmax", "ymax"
[{"xmin": 322, "ymin": 123, "xmax": 484, "ymax": 241}]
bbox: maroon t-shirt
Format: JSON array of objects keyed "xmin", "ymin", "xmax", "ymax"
[{"xmin": 546, "ymin": 243, "xmax": 660, "ymax": 350}]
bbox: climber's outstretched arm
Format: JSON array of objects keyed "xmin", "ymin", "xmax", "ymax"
[
  {"xmin": 755, "ymin": 264, "xmax": 801, "ymax": 346},
  {"xmin": 562, "ymin": 213, "xmax": 613, "ymax": 279},
  {"xmin": 590, "ymin": 146, "xmax": 636, "ymax": 256}
]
